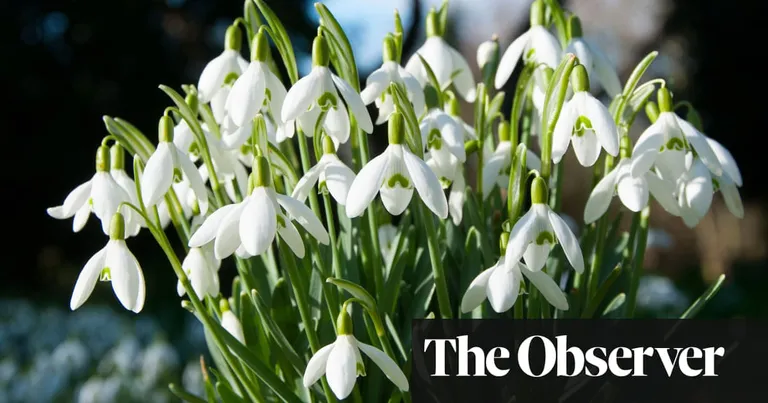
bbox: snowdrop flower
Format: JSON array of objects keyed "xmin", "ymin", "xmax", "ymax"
[
  {"xmin": 361, "ymin": 36, "xmax": 425, "ymax": 124},
  {"xmin": 495, "ymin": 0, "xmax": 561, "ymax": 89},
  {"xmin": 70, "ymin": 213, "xmax": 146, "ymax": 313},
  {"xmin": 476, "ymin": 36, "xmax": 500, "ymax": 73},
  {"xmin": 461, "ymin": 234, "xmax": 568, "ymax": 313},
  {"xmin": 174, "ymin": 120, "xmax": 239, "ymax": 181},
  {"xmin": 197, "ymin": 24, "xmax": 249, "ymax": 103},
  {"xmin": 632, "ymin": 88, "xmax": 722, "ymax": 181},
  {"xmin": 346, "ymin": 113, "xmax": 448, "ymax": 219},
  {"xmin": 584, "ymin": 138, "xmax": 680, "ymax": 223},
  {"xmin": 552, "ymin": 64, "xmax": 619, "ymax": 167},
  {"xmin": 225, "ymin": 28, "xmax": 292, "ymax": 140},
  {"xmin": 706, "ymin": 137, "xmax": 744, "ymax": 219},
  {"xmin": 220, "ymin": 300, "xmax": 244, "ymax": 344},
  {"xmin": 676, "ymin": 155, "xmax": 714, "ymax": 228},
  {"xmin": 176, "ymin": 246, "xmax": 220, "ymax": 298},
  {"xmin": 420, "ymin": 107, "xmax": 466, "ymax": 167},
  {"xmin": 426, "ymin": 152, "xmax": 466, "ymax": 226},
  {"xmin": 141, "ymin": 115, "xmax": 209, "ymax": 215},
  {"xmin": 188, "ymin": 155, "xmax": 329, "ymax": 259},
  {"xmin": 282, "ymin": 34, "xmax": 372, "ymax": 147},
  {"xmin": 292, "ymin": 135, "xmax": 356, "ymax": 206},
  {"xmin": 47, "ymin": 145, "xmax": 136, "ymax": 235},
  {"xmin": 303, "ymin": 310, "xmax": 408, "ymax": 399},
  {"xmin": 481, "ymin": 122, "xmax": 542, "ymax": 200},
  {"xmin": 505, "ymin": 177, "xmax": 584, "ymax": 273},
  {"xmin": 404, "ymin": 8, "xmax": 476, "ymax": 102},
  {"xmin": 563, "ymin": 16, "xmax": 622, "ymax": 97},
  {"xmin": 108, "ymin": 144, "xmax": 142, "ymax": 236}
]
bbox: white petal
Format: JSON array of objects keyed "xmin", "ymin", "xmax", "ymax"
[
  {"xmin": 706, "ymin": 137, "xmax": 742, "ymax": 186},
  {"xmin": 447, "ymin": 46, "xmax": 476, "ymax": 102},
  {"xmin": 326, "ymin": 337, "xmax": 358, "ymax": 399},
  {"xmin": 571, "ymin": 128, "xmax": 602, "ymax": 167},
  {"xmin": 495, "ymin": 30, "xmax": 531, "ymax": 89},
  {"xmin": 528, "ymin": 26, "xmax": 561, "ymax": 69},
  {"xmin": 632, "ymin": 119, "xmax": 666, "ymax": 158},
  {"xmin": 240, "ymin": 188, "xmax": 277, "ymax": 257},
  {"xmin": 551, "ymin": 101, "xmax": 578, "ymax": 163},
  {"xmin": 91, "ymin": 172, "xmax": 129, "ymax": 234},
  {"xmin": 584, "ymin": 162, "xmax": 621, "ymax": 223},
  {"xmin": 275, "ymin": 193, "xmax": 329, "ymax": 244},
  {"xmin": 685, "ymin": 161, "xmax": 714, "ymax": 217},
  {"xmin": 418, "ymin": 37, "xmax": 454, "ymax": 86},
  {"xmin": 460, "ymin": 261, "xmax": 496, "ymax": 313},
  {"xmin": 297, "ymin": 104, "xmax": 322, "ymax": 137},
  {"xmin": 332, "ymin": 74, "xmax": 373, "ymax": 133},
  {"xmin": 448, "ymin": 172, "xmax": 466, "ymax": 226},
  {"xmin": 50, "ymin": 180, "xmax": 93, "ymax": 219},
  {"xmin": 197, "ymin": 50, "xmax": 238, "ymax": 103},
  {"xmin": 402, "ymin": 146, "xmax": 448, "ymax": 219},
  {"xmin": 486, "ymin": 262, "xmax": 521, "ymax": 313},
  {"xmin": 548, "ymin": 208, "xmax": 585, "ymax": 273},
  {"xmin": 106, "ymin": 240, "xmax": 145, "ymax": 313},
  {"xmin": 720, "ymin": 179, "xmax": 744, "ymax": 218},
  {"xmin": 345, "ymin": 150, "xmax": 391, "ymax": 218},
  {"xmin": 324, "ymin": 157, "xmax": 356, "ymax": 206},
  {"xmin": 189, "ymin": 204, "xmax": 238, "ymax": 247},
  {"xmin": 222, "ymin": 119, "xmax": 252, "ymax": 149},
  {"xmin": 72, "ymin": 204, "xmax": 91, "ymax": 232},
  {"xmin": 677, "ymin": 117, "xmax": 723, "ymax": 177},
  {"xmin": 630, "ymin": 147, "xmax": 659, "ymax": 178},
  {"xmin": 277, "ymin": 217, "xmax": 305, "ymax": 258},
  {"xmin": 617, "ymin": 174, "xmax": 649, "ymax": 212},
  {"xmin": 70, "ymin": 246, "xmax": 107, "ymax": 310},
  {"xmin": 303, "ymin": 343, "xmax": 335, "ymax": 387},
  {"xmin": 214, "ymin": 202, "xmax": 246, "ymax": 259},
  {"xmin": 504, "ymin": 209, "xmax": 537, "ymax": 264},
  {"xmin": 481, "ymin": 155, "xmax": 507, "ymax": 200},
  {"xmin": 176, "ymin": 149, "xmax": 210, "ymax": 215},
  {"xmin": 588, "ymin": 40, "xmax": 622, "ymax": 98},
  {"xmin": 291, "ymin": 159, "xmax": 327, "ymax": 203},
  {"xmin": 141, "ymin": 143, "xmax": 174, "ymax": 208},
  {"xmin": 222, "ymin": 311, "xmax": 245, "ymax": 344},
  {"xmin": 360, "ymin": 65, "xmax": 390, "ymax": 105},
  {"xmin": 226, "ymin": 63, "xmax": 267, "ymax": 127},
  {"xmin": 520, "ymin": 263, "xmax": 568, "ymax": 310},
  {"xmin": 357, "ymin": 341, "xmax": 409, "ymax": 392},
  {"xmin": 645, "ymin": 172, "xmax": 680, "ymax": 216},
  {"xmin": 522, "ymin": 242, "xmax": 552, "ymax": 272},
  {"xmin": 401, "ymin": 72, "xmax": 426, "ymax": 117},
  {"xmin": 324, "ymin": 104, "xmax": 351, "ymax": 145},
  {"xmin": 581, "ymin": 92, "xmax": 618, "ymax": 156},
  {"xmin": 281, "ymin": 71, "xmax": 319, "ymax": 122}
]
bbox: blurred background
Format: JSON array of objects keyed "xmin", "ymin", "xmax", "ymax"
[{"xmin": 2, "ymin": 0, "xmax": 767, "ymax": 401}]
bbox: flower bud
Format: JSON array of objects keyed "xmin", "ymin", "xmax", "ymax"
[
  {"xmin": 498, "ymin": 119, "xmax": 510, "ymax": 142},
  {"xmin": 322, "ymin": 134, "xmax": 336, "ymax": 155},
  {"xmin": 657, "ymin": 87, "xmax": 672, "ymax": 113},
  {"xmin": 252, "ymin": 27, "xmax": 270, "ymax": 62},
  {"xmin": 336, "ymin": 309, "xmax": 353, "ymax": 335},
  {"xmin": 312, "ymin": 34, "xmax": 330, "ymax": 67},
  {"xmin": 499, "ymin": 231, "xmax": 510, "ymax": 255},
  {"xmin": 159, "ymin": 115, "xmax": 174, "ymax": 143},
  {"xmin": 388, "ymin": 112, "xmax": 405, "ymax": 145},
  {"xmin": 531, "ymin": 176, "xmax": 548, "ymax": 204},
  {"xmin": 96, "ymin": 145, "xmax": 110, "ymax": 172},
  {"xmin": 645, "ymin": 101, "xmax": 660, "ymax": 123},
  {"xmin": 225, "ymin": 24, "xmax": 242, "ymax": 51},
  {"xmin": 570, "ymin": 64, "xmax": 590, "ymax": 93},
  {"xmin": 250, "ymin": 155, "xmax": 272, "ymax": 189},
  {"xmin": 110, "ymin": 143, "xmax": 125, "ymax": 171},
  {"xmin": 185, "ymin": 91, "xmax": 199, "ymax": 116},
  {"xmin": 477, "ymin": 36, "xmax": 499, "ymax": 71},
  {"xmin": 567, "ymin": 15, "xmax": 583, "ymax": 39},
  {"xmin": 109, "ymin": 212, "xmax": 126, "ymax": 241}
]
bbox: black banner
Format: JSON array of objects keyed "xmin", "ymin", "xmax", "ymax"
[{"xmin": 410, "ymin": 319, "xmax": 768, "ymax": 403}]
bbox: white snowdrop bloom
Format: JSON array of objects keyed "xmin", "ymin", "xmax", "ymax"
[
  {"xmin": 476, "ymin": 37, "xmax": 499, "ymax": 72},
  {"xmin": 173, "ymin": 120, "xmax": 239, "ymax": 181},
  {"xmin": 221, "ymin": 111, "xmax": 288, "ymax": 150},
  {"xmin": 225, "ymin": 28, "xmax": 292, "ymax": 138},
  {"xmin": 303, "ymin": 311, "xmax": 408, "ymax": 400},
  {"xmin": 676, "ymin": 155, "xmax": 714, "ymax": 228},
  {"xmin": 220, "ymin": 301, "xmax": 245, "ymax": 344},
  {"xmin": 141, "ymin": 116, "xmax": 209, "ymax": 215},
  {"xmin": 197, "ymin": 24, "xmax": 249, "ymax": 103},
  {"xmin": 210, "ymin": 82, "xmax": 231, "ymax": 124},
  {"xmin": 551, "ymin": 65, "xmax": 619, "ymax": 167},
  {"xmin": 108, "ymin": 145, "xmax": 142, "ymax": 237},
  {"xmin": 198, "ymin": 155, "xmax": 249, "ymax": 205},
  {"xmin": 505, "ymin": 177, "xmax": 584, "ymax": 273},
  {"xmin": 404, "ymin": 9, "xmax": 476, "ymax": 102},
  {"xmin": 188, "ymin": 155, "xmax": 329, "ymax": 259},
  {"xmin": 47, "ymin": 145, "xmax": 137, "ymax": 236},
  {"xmin": 706, "ymin": 138, "xmax": 744, "ymax": 219},
  {"xmin": 420, "ymin": 108, "xmax": 466, "ymax": 166},
  {"xmin": 378, "ymin": 223, "xmax": 398, "ymax": 267},
  {"xmin": 70, "ymin": 213, "xmax": 146, "ymax": 313},
  {"xmin": 291, "ymin": 136, "xmax": 356, "ymax": 206},
  {"xmin": 495, "ymin": 0, "xmax": 561, "ymax": 89},
  {"xmin": 632, "ymin": 88, "xmax": 722, "ymax": 181},
  {"xmin": 583, "ymin": 146, "xmax": 680, "ymax": 224},
  {"xmin": 481, "ymin": 126, "xmax": 542, "ymax": 200},
  {"xmin": 345, "ymin": 113, "xmax": 448, "ymax": 219},
  {"xmin": 426, "ymin": 153, "xmax": 466, "ymax": 226},
  {"xmin": 176, "ymin": 246, "xmax": 220, "ymax": 298},
  {"xmin": 281, "ymin": 35, "xmax": 372, "ymax": 147},
  {"xmin": 461, "ymin": 254, "xmax": 568, "ymax": 314},
  {"xmin": 563, "ymin": 17, "xmax": 622, "ymax": 98},
  {"xmin": 361, "ymin": 36, "xmax": 425, "ymax": 124}
]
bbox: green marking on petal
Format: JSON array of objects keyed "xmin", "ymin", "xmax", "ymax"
[
  {"xmin": 264, "ymin": 87, "xmax": 272, "ymax": 103},
  {"xmin": 276, "ymin": 215, "xmax": 286, "ymax": 228},
  {"xmin": 663, "ymin": 137, "xmax": 685, "ymax": 151},
  {"xmin": 573, "ymin": 115, "xmax": 593, "ymax": 137},
  {"xmin": 427, "ymin": 128, "xmax": 442, "ymax": 150},
  {"xmin": 317, "ymin": 92, "xmax": 338, "ymax": 111},
  {"xmin": 357, "ymin": 361, "xmax": 367, "ymax": 377},
  {"xmin": 535, "ymin": 231, "xmax": 555, "ymax": 245},
  {"xmin": 223, "ymin": 72, "xmax": 239, "ymax": 86},
  {"xmin": 173, "ymin": 168, "xmax": 184, "ymax": 183},
  {"xmin": 387, "ymin": 173, "xmax": 410, "ymax": 188},
  {"xmin": 318, "ymin": 180, "xmax": 329, "ymax": 195},
  {"xmin": 100, "ymin": 267, "xmax": 111, "ymax": 282}
]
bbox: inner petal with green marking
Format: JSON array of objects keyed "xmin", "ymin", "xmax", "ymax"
[
  {"xmin": 573, "ymin": 115, "xmax": 593, "ymax": 137},
  {"xmin": 427, "ymin": 128, "xmax": 442, "ymax": 150},
  {"xmin": 535, "ymin": 231, "xmax": 555, "ymax": 245},
  {"xmin": 317, "ymin": 91, "xmax": 338, "ymax": 111},
  {"xmin": 100, "ymin": 267, "xmax": 111, "ymax": 282},
  {"xmin": 387, "ymin": 173, "xmax": 411, "ymax": 189}
]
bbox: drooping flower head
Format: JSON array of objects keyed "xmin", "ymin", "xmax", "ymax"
[
  {"xmin": 292, "ymin": 134, "xmax": 356, "ymax": 206},
  {"xmin": 197, "ymin": 23, "xmax": 249, "ymax": 104},
  {"xmin": 563, "ymin": 16, "xmax": 622, "ymax": 97}
]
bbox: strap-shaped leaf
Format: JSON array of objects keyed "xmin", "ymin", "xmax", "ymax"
[
  {"xmin": 254, "ymin": 0, "xmax": 299, "ymax": 84},
  {"xmin": 315, "ymin": 2, "xmax": 359, "ymax": 90}
]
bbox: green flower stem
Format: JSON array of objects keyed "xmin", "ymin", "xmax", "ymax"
[
  {"xmin": 625, "ymin": 206, "xmax": 650, "ymax": 317},
  {"xmin": 322, "ymin": 193, "xmax": 343, "ymax": 304},
  {"xmin": 419, "ymin": 202, "xmax": 452, "ymax": 318},
  {"xmin": 277, "ymin": 238, "xmax": 337, "ymax": 403},
  {"xmin": 541, "ymin": 56, "xmax": 577, "ymax": 181}
]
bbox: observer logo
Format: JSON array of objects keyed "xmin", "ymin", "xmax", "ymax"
[
  {"xmin": 411, "ymin": 319, "xmax": 762, "ymax": 403},
  {"xmin": 424, "ymin": 335, "xmax": 724, "ymax": 378}
]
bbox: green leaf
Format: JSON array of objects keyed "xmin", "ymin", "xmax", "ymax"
[
  {"xmin": 309, "ymin": 261, "xmax": 324, "ymax": 322},
  {"xmin": 254, "ymin": 0, "xmax": 299, "ymax": 84},
  {"xmin": 581, "ymin": 264, "xmax": 623, "ymax": 318},
  {"xmin": 613, "ymin": 51, "xmax": 658, "ymax": 122},
  {"xmin": 249, "ymin": 290, "xmax": 305, "ymax": 378},
  {"xmin": 389, "ymin": 82, "xmax": 423, "ymax": 154},
  {"xmin": 169, "ymin": 383, "xmax": 208, "ymax": 403},
  {"xmin": 436, "ymin": 0, "xmax": 449, "ymax": 36},
  {"xmin": 216, "ymin": 381, "xmax": 246, "ymax": 403},
  {"xmin": 416, "ymin": 54, "xmax": 444, "ymax": 105},
  {"xmin": 243, "ymin": 0, "xmax": 263, "ymax": 43},
  {"xmin": 385, "ymin": 314, "xmax": 408, "ymax": 362},
  {"xmin": 507, "ymin": 143, "xmax": 530, "ymax": 222},
  {"xmin": 680, "ymin": 274, "xmax": 726, "ymax": 319},
  {"xmin": 381, "ymin": 226, "xmax": 415, "ymax": 313},
  {"xmin": 602, "ymin": 293, "xmax": 626, "ymax": 317},
  {"xmin": 327, "ymin": 278, "xmax": 377, "ymax": 313},
  {"xmin": 543, "ymin": 0, "xmax": 568, "ymax": 47},
  {"xmin": 103, "ymin": 116, "xmax": 153, "ymax": 161},
  {"xmin": 315, "ymin": 2, "xmax": 359, "ymax": 90},
  {"xmin": 509, "ymin": 63, "xmax": 536, "ymax": 143}
]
